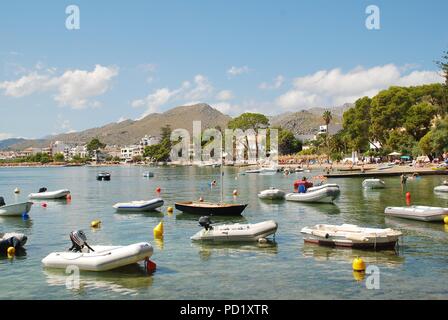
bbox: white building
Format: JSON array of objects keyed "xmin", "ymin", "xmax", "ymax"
[{"xmin": 68, "ymin": 145, "xmax": 88, "ymax": 160}]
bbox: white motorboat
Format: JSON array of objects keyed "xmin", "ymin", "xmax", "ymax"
[
  {"xmin": 362, "ymin": 178, "xmax": 385, "ymax": 189},
  {"xmin": 113, "ymin": 198, "xmax": 164, "ymax": 212},
  {"xmin": 28, "ymin": 188, "xmax": 70, "ymax": 200},
  {"xmin": 301, "ymin": 224, "xmax": 402, "ymax": 249},
  {"xmin": 191, "ymin": 217, "xmax": 278, "ymax": 242},
  {"xmin": 434, "ymin": 185, "xmax": 448, "ymax": 193},
  {"xmin": 245, "ymin": 168, "xmax": 261, "ymax": 174},
  {"xmin": 259, "ymin": 167, "xmax": 278, "ymax": 175},
  {"xmin": 142, "ymin": 171, "xmax": 154, "ymax": 178},
  {"xmin": 42, "ymin": 242, "xmax": 153, "ymax": 271},
  {"xmin": 384, "ymin": 205, "xmax": 448, "ymax": 222},
  {"xmin": 0, "ymin": 197, "xmax": 33, "ymax": 216},
  {"xmin": 285, "ymin": 184, "xmax": 340, "ymax": 203},
  {"xmin": 258, "ymin": 188, "xmax": 286, "ymax": 200}
]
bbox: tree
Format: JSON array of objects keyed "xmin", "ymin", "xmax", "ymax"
[
  {"xmin": 342, "ymin": 97, "xmax": 372, "ymax": 152},
  {"xmin": 322, "ymin": 110, "xmax": 333, "ymax": 131},
  {"xmin": 86, "ymin": 138, "xmax": 106, "ymax": 155},
  {"xmin": 436, "ymin": 49, "xmax": 448, "ymax": 86},
  {"xmin": 53, "ymin": 153, "xmax": 65, "ymax": 162},
  {"xmin": 418, "ymin": 116, "xmax": 448, "ymax": 159},
  {"xmin": 403, "ymin": 102, "xmax": 436, "ymax": 140},
  {"xmin": 278, "ymin": 129, "xmax": 302, "ymax": 155}
]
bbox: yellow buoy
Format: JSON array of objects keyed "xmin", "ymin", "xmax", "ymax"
[
  {"xmin": 153, "ymin": 221, "xmax": 164, "ymax": 238},
  {"xmin": 352, "ymin": 257, "xmax": 366, "ymax": 271},
  {"xmin": 7, "ymin": 247, "xmax": 15, "ymax": 257},
  {"xmin": 91, "ymin": 220, "xmax": 101, "ymax": 228},
  {"xmin": 353, "ymin": 270, "xmax": 366, "ymax": 282},
  {"xmin": 167, "ymin": 206, "xmax": 173, "ymax": 214},
  {"xmin": 444, "ymin": 216, "xmax": 448, "ymax": 224},
  {"xmin": 155, "ymin": 238, "xmax": 164, "ymax": 250}
]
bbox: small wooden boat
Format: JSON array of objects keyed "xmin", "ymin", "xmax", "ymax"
[
  {"xmin": 0, "ymin": 197, "xmax": 33, "ymax": 216},
  {"xmin": 42, "ymin": 242, "xmax": 153, "ymax": 272},
  {"xmin": 258, "ymin": 188, "xmax": 286, "ymax": 200},
  {"xmin": 362, "ymin": 178, "xmax": 385, "ymax": 189},
  {"xmin": 384, "ymin": 206, "xmax": 448, "ymax": 222},
  {"xmin": 113, "ymin": 198, "xmax": 164, "ymax": 212},
  {"xmin": 191, "ymin": 217, "xmax": 278, "ymax": 242},
  {"xmin": 175, "ymin": 201, "xmax": 247, "ymax": 216},
  {"xmin": 96, "ymin": 172, "xmax": 111, "ymax": 181},
  {"xmin": 285, "ymin": 184, "xmax": 340, "ymax": 203},
  {"xmin": 301, "ymin": 224, "xmax": 402, "ymax": 249},
  {"xmin": 28, "ymin": 188, "xmax": 70, "ymax": 200}
]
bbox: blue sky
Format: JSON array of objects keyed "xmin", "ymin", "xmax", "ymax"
[{"xmin": 0, "ymin": 0, "xmax": 447, "ymax": 139}]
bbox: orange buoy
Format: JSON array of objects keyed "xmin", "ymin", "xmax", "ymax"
[
  {"xmin": 42, "ymin": 203, "xmax": 47, "ymax": 208},
  {"xmin": 155, "ymin": 187, "xmax": 161, "ymax": 193},
  {"xmin": 66, "ymin": 194, "xmax": 72, "ymax": 200},
  {"xmin": 406, "ymin": 192, "xmax": 411, "ymax": 205}
]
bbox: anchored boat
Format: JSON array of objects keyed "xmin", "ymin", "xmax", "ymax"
[
  {"xmin": 301, "ymin": 224, "xmax": 402, "ymax": 249},
  {"xmin": 191, "ymin": 216, "xmax": 278, "ymax": 242},
  {"xmin": 0, "ymin": 197, "xmax": 33, "ymax": 216},
  {"xmin": 143, "ymin": 171, "xmax": 154, "ymax": 178},
  {"xmin": 96, "ymin": 172, "xmax": 111, "ymax": 181},
  {"xmin": 258, "ymin": 187, "xmax": 286, "ymax": 200},
  {"xmin": 175, "ymin": 201, "xmax": 247, "ymax": 216},
  {"xmin": 362, "ymin": 178, "xmax": 385, "ymax": 189},
  {"xmin": 113, "ymin": 198, "xmax": 164, "ymax": 212},
  {"xmin": 384, "ymin": 205, "xmax": 448, "ymax": 222},
  {"xmin": 434, "ymin": 185, "xmax": 448, "ymax": 193},
  {"xmin": 285, "ymin": 184, "xmax": 340, "ymax": 203},
  {"xmin": 28, "ymin": 188, "xmax": 70, "ymax": 200}
]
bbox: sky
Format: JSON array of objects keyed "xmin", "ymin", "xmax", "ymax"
[{"xmin": 0, "ymin": 0, "xmax": 447, "ymax": 140}]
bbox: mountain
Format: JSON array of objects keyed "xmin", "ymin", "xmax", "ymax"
[
  {"xmin": 9, "ymin": 103, "xmax": 232, "ymax": 149},
  {"xmin": 0, "ymin": 138, "xmax": 27, "ymax": 150}
]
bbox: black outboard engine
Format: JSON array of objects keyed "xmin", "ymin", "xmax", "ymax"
[
  {"xmin": 0, "ymin": 196, "xmax": 5, "ymax": 207},
  {"xmin": 68, "ymin": 230, "xmax": 94, "ymax": 252},
  {"xmin": 38, "ymin": 187, "xmax": 47, "ymax": 193},
  {"xmin": 199, "ymin": 216, "xmax": 213, "ymax": 230}
]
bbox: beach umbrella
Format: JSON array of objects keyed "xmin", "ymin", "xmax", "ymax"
[{"xmin": 388, "ymin": 152, "xmax": 402, "ymax": 156}]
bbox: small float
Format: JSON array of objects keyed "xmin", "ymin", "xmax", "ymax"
[
  {"xmin": 96, "ymin": 172, "xmax": 111, "ymax": 181},
  {"xmin": 362, "ymin": 178, "xmax": 385, "ymax": 189},
  {"xmin": 28, "ymin": 188, "xmax": 70, "ymax": 200},
  {"xmin": 0, "ymin": 197, "xmax": 33, "ymax": 216},
  {"xmin": 113, "ymin": 198, "xmax": 164, "ymax": 212},
  {"xmin": 285, "ymin": 184, "xmax": 340, "ymax": 203},
  {"xmin": 301, "ymin": 224, "xmax": 402, "ymax": 249},
  {"xmin": 190, "ymin": 216, "xmax": 278, "ymax": 242},
  {"xmin": 257, "ymin": 187, "xmax": 286, "ymax": 200},
  {"xmin": 384, "ymin": 205, "xmax": 448, "ymax": 222}
]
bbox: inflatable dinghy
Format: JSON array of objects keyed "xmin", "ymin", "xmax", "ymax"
[
  {"xmin": 28, "ymin": 188, "xmax": 70, "ymax": 200},
  {"xmin": 362, "ymin": 178, "xmax": 385, "ymax": 189},
  {"xmin": 0, "ymin": 197, "xmax": 33, "ymax": 216},
  {"xmin": 434, "ymin": 185, "xmax": 448, "ymax": 193},
  {"xmin": 258, "ymin": 188, "xmax": 286, "ymax": 200},
  {"xmin": 191, "ymin": 217, "xmax": 278, "ymax": 242},
  {"xmin": 113, "ymin": 198, "xmax": 164, "ymax": 212},
  {"xmin": 384, "ymin": 205, "xmax": 448, "ymax": 222},
  {"xmin": 42, "ymin": 242, "xmax": 153, "ymax": 271},
  {"xmin": 285, "ymin": 184, "xmax": 340, "ymax": 203}
]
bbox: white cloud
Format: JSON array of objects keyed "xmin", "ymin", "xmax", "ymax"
[
  {"xmin": 275, "ymin": 64, "xmax": 443, "ymax": 110},
  {"xmin": 0, "ymin": 64, "xmax": 118, "ymax": 109},
  {"xmin": 132, "ymin": 74, "xmax": 215, "ymax": 118},
  {"xmin": 210, "ymin": 102, "xmax": 235, "ymax": 114},
  {"xmin": 259, "ymin": 75, "xmax": 284, "ymax": 90},
  {"xmin": 216, "ymin": 90, "xmax": 234, "ymax": 101},
  {"xmin": 117, "ymin": 117, "xmax": 128, "ymax": 123},
  {"xmin": 0, "ymin": 133, "xmax": 14, "ymax": 140},
  {"xmin": 227, "ymin": 66, "xmax": 249, "ymax": 76}
]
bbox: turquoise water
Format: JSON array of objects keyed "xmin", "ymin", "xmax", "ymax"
[{"xmin": 0, "ymin": 166, "xmax": 448, "ymax": 299}]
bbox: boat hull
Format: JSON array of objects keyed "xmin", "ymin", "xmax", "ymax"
[
  {"xmin": 362, "ymin": 179, "xmax": 385, "ymax": 189},
  {"xmin": 303, "ymin": 237, "xmax": 399, "ymax": 249},
  {"xmin": 384, "ymin": 206, "xmax": 448, "ymax": 222},
  {"xmin": 113, "ymin": 199, "xmax": 164, "ymax": 212},
  {"xmin": 434, "ymin": 185, "xmax": 448, "ymax": 193},
  {"xmin": 175, "ymin": 202, "xmax": 247, "ymax": 216},
  {"xmin": 0, "ymin": 202, "xmax": 33, "ymax": 216},
  {"xmin": 285, "ymin": 184, "xmax": 340, "ymax": 203},
  {"xmin": 41, "ymin": 242, "xmax": 153, "ymax": 272},
  {"xmin": 258, "ymin": 189, "xmax": 286, "ymax": 200}
]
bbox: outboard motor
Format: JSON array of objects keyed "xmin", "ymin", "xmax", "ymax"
[
  {"xmin": 38, "ymin": 187, "xmax": 47, "ymax": 193},
  {"xmin": 68, "ymin": 230, "xmax": 94, "ymax": 252},
  {"xmin": 0, "ymin": 196, "xmax": 5, "ymax": 207},
  {"xmin": 198, "ymin": 216, "xmax": 213, "ymax": 230}
]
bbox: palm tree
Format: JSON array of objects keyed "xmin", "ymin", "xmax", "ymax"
[{"xmin": 322, "ymin": 110, "xmax": 333, "ymax": 133}]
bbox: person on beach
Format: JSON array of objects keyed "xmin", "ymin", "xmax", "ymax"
[{"xmin": 400, "ymin": 174, "xmax": 408, "ymax": 185}]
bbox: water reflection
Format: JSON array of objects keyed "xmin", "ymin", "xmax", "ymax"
[
  {"xmin": 193, "ymin": 241, "xmax": 278, "ymax": 261},
  {"xmin": 175, "ymin": 212, "xmax": 248, "ymax": 224},
  {"xmin": 43, "ymin": 264, "xmax": 153, "ymax": 296},
  {"xmin": 385, "ymin": 217, "xmax": 448, "ymax": 241},
  {"xmin": 434, "ymin": 191, "xmax": 448, "ymax": 200},
  {"xmin": 0, "ymin": 216, "xmax": 33, "ymax": 230}
]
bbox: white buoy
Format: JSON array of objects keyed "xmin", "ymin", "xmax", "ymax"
[
  {"xmin": 14, "ymin": 188, "xmax": 20, "ymax": 194},
  {"xmin": 258, "ymin": 238, "xmax": 267, "ymax": 244}
]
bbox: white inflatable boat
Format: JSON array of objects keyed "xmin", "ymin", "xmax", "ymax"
[
  {"xmin": 301, "ymin": 224, "xmax": 402, "ymax": 249},
  {"xmin": 113, "ymin": 198, "xmax": 164, "ymax": 212},
  {"xmin": 285, "ymin": 184, "xmax": 340, "ymax": 203},
  {"xmin": 191, "ymin": 218, "xmax": 278, "ymax": 242},
  {"xmin": 0, "ymin": 200, "xmax": 33, "ymax": 216},
  {"xmin": 434, "ymin": 185, "xmax": 448, "ymax": 193},
  {"xmin": 384, "ymin": 205, "xmax": 448, "ymax": 222},
  {"xmin": 258, "ymin": 188, "xmax": 286, "ymax": 200},
  {"xmin": 362, "ymin": 178, "xmax": 385, "ymax": 189},
  {"xmin": 143, "ymin": 172, "xmax": 154, "ymax": 178},
  {"xmin": 28, "ymin": 189, "xmax": 70, "ymax": 200},
  {"xmin": 42, "ymin": 242, "xmax": 153, "ymax": 271}
]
